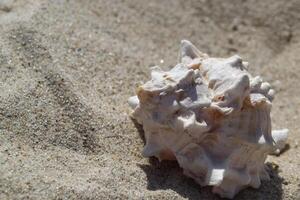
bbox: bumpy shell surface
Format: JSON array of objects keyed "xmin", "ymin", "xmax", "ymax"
[{"xmin": 128, "ymin": 40, "xmax": 288, "ymax": 198}]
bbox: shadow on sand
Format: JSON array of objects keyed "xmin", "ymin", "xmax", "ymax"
[{"xmin": 139, "ymin": 159, "xmax": 283, "ymax": 200}]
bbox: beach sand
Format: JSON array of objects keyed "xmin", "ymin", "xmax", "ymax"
[{"xmin": 0, "ymin": 0, "xmax": 299, "ymax": 199}]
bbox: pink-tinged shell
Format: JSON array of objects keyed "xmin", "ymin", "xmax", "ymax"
[{"xmin": 128, "ymin": 40, "xmax": 288, "ymax": 199}]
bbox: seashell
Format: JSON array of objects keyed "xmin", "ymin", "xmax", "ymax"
[{"xmin": 128, "ymin": 40, "xmax": 288, "ymax": 198}]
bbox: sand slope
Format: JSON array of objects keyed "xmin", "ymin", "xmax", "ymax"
[{"xmin": 0, "ymin": 0, "xmax": 299, "ymax": 199}]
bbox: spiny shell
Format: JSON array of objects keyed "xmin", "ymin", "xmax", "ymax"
[{"xmin": 128, "ymin": 40, "xmax": 288, "ymax": 198}]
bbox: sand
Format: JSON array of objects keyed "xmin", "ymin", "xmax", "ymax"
[{"xmin": 0, "ymin": 0, "xmax": 299, "ymax": 199}]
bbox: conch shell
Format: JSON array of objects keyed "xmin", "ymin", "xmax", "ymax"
[{"xmin": 128, "ymin": 40, "xmax": 288, "ymax": 198}]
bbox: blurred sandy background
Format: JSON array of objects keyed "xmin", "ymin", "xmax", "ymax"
[{"xmin": 0, "ymin": 0, "xmax": 299, "ymax": 199}]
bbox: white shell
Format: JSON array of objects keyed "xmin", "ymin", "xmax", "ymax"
[{"xmin": 129, "ymin": 40, "xmax": 288, "ymax": 198}]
